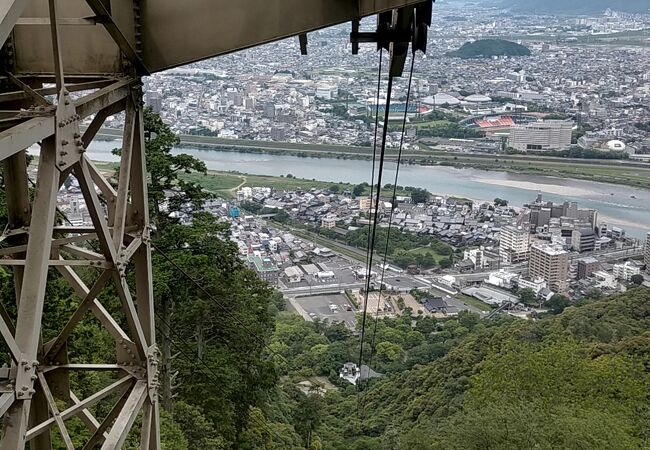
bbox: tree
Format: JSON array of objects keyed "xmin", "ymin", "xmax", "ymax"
[
  {"xmin": 294, "ymin": 394, "xmax": 325, "ymax": 447},
  {"xmin": 376, "ymin": 341, "xmax": 404, "ymax": 363},
  {"xmin": 630, "ymin": 274, "xmax": 644, "ymax": 285},
  {"xmin": 546, "ymin": 294, "xmax": 570, "ymax": 314},
  {"xmin": 410, "ymin": 188, "xmax": 430, "ymax": 204},
  {"xmin": 439, "ymin": 257, "xmax": 453, "ymax": 269},
  {"xmin": 353, "ymin": 183, "xmax": 367, "ymax": 197},
  {"xmin": 328, "ymin": 184, "xmax": 340, "ymax": 193},
  {"xmin": 172, "ymin": 402, "xmax": 225, "ymax": 449},
  {"xmin": 494, "ymin": 197, "xmax": 509, "ymax": 207},
  {"xmin": 124, "ymin": 107, "xmax": 209, "ymax": 412},
  {"xmin": 140, "ymin": 107, "xmax": 208, "ymax": 228},
  {"xmin": 518, "ymin": 288, "xmax": 536, "ymax": 306},
  {"xmin": 271, "ymin": 209, "xmax": 290, "ymax": 224}
]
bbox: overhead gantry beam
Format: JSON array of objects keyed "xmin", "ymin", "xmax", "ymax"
[
  {"xmin": 0, "ymin": 0, "xmax": 31, "ymax": 47},
  {"xmin": 140, "ymin": 0, "xmax": 428, "ymax": 72},
  {"xmin": 84, "ymin": 0, "xmax": 149, "ymax": 74},
  {"xmin": 8, "ymin": 0, "xmax": 430, "ymax": 76}
]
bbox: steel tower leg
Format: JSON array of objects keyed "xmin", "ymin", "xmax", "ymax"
[
  {"xmin": 0, "ymin": 2, "xmax": 160, "ymax": 447},
  {"xmin": 0, "ymin": 85, "xmax": 161, "ymax": 449}
]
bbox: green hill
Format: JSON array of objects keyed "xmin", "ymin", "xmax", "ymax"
[
  {"xmin": 315, "ymin": 288, "xmax": 650, "ymax": 449},
  {"xmin": 447, "ymin": 39, "xmax": 531, "ymax": 59}
]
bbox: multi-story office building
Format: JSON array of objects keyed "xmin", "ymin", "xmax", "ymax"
[
  {"xmin": 499, "ymin": 225, "xmax": 531, "ymax": 264},
  {"xmin": 359, "ymin": 197, "xmax": 372, "ymax": 212},
  {"xmin": 522, "ymin": 195, "xmax": 598, "ymax": 233},
  {"xmin": 571, "ymin": 228, "xmax": 596, "ymax": 253},
  {"xmin": 529, "ymin": 243, "xmax": 569, "ymax": 293},
  {"xmin": 508, "ymin": 120, "xmax": 573, "ymax": 151},
  {"xmin": 576, "ymin": 257, "xmax": 600, "ymax": 280}
]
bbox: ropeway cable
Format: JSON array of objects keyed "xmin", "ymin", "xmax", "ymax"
[
  {"xmin": 365, "ymin": 54, "xmax": 416, "ymax": 377},
  {"xmin": 364, "ymin": 48, "xmax": 384, "ymax": 274},
  {"xmin": 356, "ymin": 51, "xmax": 398, "ymax": 416}
]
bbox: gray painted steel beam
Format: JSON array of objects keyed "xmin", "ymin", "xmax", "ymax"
[
  {"xmin": 25, "ymin": 376, "xmax": 134, "ymax": 441},
  {"xmin": 1, "ymin": 137, "xmax": 60, "ymax": 450},
  {"xmin": 0, "ymin": 0, "xmax": 30, "ymax": 47},
  {"xmin": 84, "ymin": 0, "xmax": 149, "ymax": 74},
  {"xmin": 100, "ymin": 380, "xmax": 148, "ymax": 450}
]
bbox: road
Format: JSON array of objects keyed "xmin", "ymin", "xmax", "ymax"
[{"xmin": 568, "ymin": 246, "xmax": 644, "ymax": 263}]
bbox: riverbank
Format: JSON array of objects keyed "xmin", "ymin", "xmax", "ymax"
[
  {"xmin": 86, "ymin": 141, "xmax": 650, "ymax": 238},
  {"xmin": 94, "ymin": 128, "xmax": 650, "ymax": 191}
]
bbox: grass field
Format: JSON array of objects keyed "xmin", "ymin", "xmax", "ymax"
[
  {"xmin": 409, "ymin": 120, "xmax": 454, "ymax": 129},
  {"xmin": 415, "ymin": 146, "xmax": 650, "ymax": 189},
  {"xmin": 455, "ymin": 293, "xmax": 493, "ymax": 312},
  {"xmin": 180, "ymin": 171, "xmax": 418, "ymax": 199},
  {"xmin": 406, "ymin": 246, "xmax": 449, "ymax": 262}
]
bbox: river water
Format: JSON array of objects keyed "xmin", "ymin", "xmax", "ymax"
[{"xmin": 85, "ymin": 140, "xmax": 650, "ymax": 239}]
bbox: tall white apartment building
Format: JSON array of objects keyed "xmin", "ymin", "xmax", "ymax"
[{"xmin": 499, "ymin": 225, "xmax": 531, "ymax": 264}]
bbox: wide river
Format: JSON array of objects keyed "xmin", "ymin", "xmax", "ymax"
[{"xmin": 85, "ymin": 140, "xmax": 650, "ymax": 239}]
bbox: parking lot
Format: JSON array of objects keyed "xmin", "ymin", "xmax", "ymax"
[{"xmin": 293, "ymin": 293, "xmax": 357, "ymax": 329}]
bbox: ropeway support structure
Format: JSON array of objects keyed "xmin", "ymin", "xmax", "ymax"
[{"xmin": 0, "ymin": 0, "xmax": 431, "ymax": 448}]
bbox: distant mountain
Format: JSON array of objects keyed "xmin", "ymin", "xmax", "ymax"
[
  {"xmin": 446, "ymin": 39, "xmax": 531, "ymax": 59},
  {"xmin": 501, "ymin": 0, "xmax": 650, "ymax": 14}
]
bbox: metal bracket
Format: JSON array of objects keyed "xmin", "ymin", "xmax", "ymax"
[
  {"xmin": 117, "ymin": 338, "xmax": 141, "ymax": 366},
  {"xmin": 298, "ymin": 33, "xmax": 308, "ymax": 55},
  {"xmin": 14, "ymin": 354, "xmax": 38, "ymax": 400},
  {"xmin": 349, "ymin": 1, "xmax": 432, "ymax": 76},
  {"xmin": 55, "ymin": 89, "xmax": 83, "ymax": 171},
  {"xmin": 146, "ymin": 344, "xmax": 160, "ymax": 402}
]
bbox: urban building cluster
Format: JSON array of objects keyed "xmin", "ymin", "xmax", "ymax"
[
  {"xmin": 237, "ymin": 184, "xmax": 514, "ymax": 247},
  {"xmin": 234, "ymin": 183, "xmax": 648, "ymax": 306},
  {"xmin": 127, "ymin": 4, "xmax": 650, "ymax": 159},
  {"xmin": 58, "ymin": 2, "xmax": 650, "ymax": 321},
  {"xmin": 54, "ymin": 163, "xmax": 649, "ymax": 322}
]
